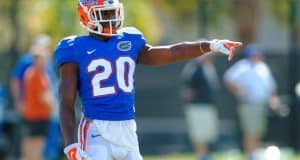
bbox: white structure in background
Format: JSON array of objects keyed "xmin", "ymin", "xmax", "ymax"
[
  {"xmin": 264, "ymin": 145, "xmax": 281, "ymax": 160},
  {"xmin": 295, "ymin": 82, "xmax": 300, "ymax": 97}
]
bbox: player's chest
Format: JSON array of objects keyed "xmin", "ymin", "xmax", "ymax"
[
  {"xmin": 78, "ymin": 40, "xmax": 137, "ymax": 64},
  {"xmin": 76, "ymin": 41, "xmax": 138, "ymax": 96},
  {"xmin": 76, "ymin": 41, "xmax": 138, "ymax": 82}
]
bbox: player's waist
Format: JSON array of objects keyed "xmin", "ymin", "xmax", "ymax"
[
  {"xmin": 83, "ymin": 104, "xmax": 135, "ymax": 121},
  {"xmin": 80, "ymin": 117, "xmax": 138, "ymax": 150},
  {"xmin": 82, "ymin": 116, "xmax": 136, "ymax": 125}
]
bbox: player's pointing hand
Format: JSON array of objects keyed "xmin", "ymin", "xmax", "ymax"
[{"xmin": 210, "ymin": 39, "xmax": 243, "ymax": 61}]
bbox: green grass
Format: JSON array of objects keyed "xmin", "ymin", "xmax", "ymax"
[
  {"xmin": 144, "ymin": 154, "xmax": 195, "ymax": 160},
  {"xmin": 144, "ymin": 153, "xmax": 300, "ymax": 160},
  {"xmin": 61, "ymin": 152, "xmax": 300, "ymax": 160}
]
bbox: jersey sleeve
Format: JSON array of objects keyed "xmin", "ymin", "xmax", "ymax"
[{"xmin": 54, "ymin": 36, "xmax": 78, "ymax": 66}]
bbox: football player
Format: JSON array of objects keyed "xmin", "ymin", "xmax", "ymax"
[{"xmin": 55, "ymin": 0, "xmax": 242, "ymax": 160}]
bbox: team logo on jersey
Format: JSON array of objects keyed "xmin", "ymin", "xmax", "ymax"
[{"xmin": 117, "ymin": 41, "xmax": 132, "ymax": 52}]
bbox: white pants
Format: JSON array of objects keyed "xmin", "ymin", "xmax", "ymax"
[{"xmin": 78, "ymin": 117, "xmax": 143, "ymax": 160}]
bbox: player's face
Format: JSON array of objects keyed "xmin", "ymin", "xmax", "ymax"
[
  {"xmin": 93, "ymin": 9, "xmax": 118, "ymax": 28},
  {"xmin": 101, "ymin": 10, "xmax": 116, "ymax": 20}
]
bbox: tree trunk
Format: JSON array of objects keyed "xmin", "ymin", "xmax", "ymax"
[
  {"xmin": 198, "ymin": 0, "xmax": 208, "ymax": 37},
  {"xmin": 8, "ymin": 0, "xmax": 20, "ymax": 66},
  {"xmin": 231, "ymin": 0, "xmax": 258, "ymax": 44}
]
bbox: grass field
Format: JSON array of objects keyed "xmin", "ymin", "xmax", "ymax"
[{"xmin": 144, "ymin": 153, "xmax": 300, "ymax": 160}]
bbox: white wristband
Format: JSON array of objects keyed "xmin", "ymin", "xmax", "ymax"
[{"xmin": 64, "ymin": 143, "xmax": 80, "ymax": 154}]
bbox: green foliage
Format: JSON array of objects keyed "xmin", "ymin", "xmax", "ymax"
[
  {"xmin": 0, "ymin": 0, "xmax": 162, "ymax": 51},
  {"xmin": 0, "ymin": 6, "xmax": 12, "ymax": 52},
  {"xmin": 0, "ymin": 0, "xmax": 294, "ymax": 53},
  {"xmin": 0, "ymin": 1, "xmax": 10, "ymax": 17},
  {"xmin": 204, "ymin": 0, "xmax": 232, "ymax": 26},
  {"xmin": 18, "ymin": 0, "xmax": 80, "ymax": 46},
  {"xmin": 20, "ymin": 0, "xmax": 162, "ymax": 44},
  {"xmin": 152, "ymin": 0, "xmax": 231, "ymax": 26},
  {"xmin": 268, "ymin": 0, "xmax": 290, "ymax": 27},
  {"xmin": 123, "ymin": 0, "xmax": 162, "ymax": 43}
]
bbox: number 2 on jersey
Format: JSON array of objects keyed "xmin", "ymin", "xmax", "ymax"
[{"xmin": 87, "ymin": 57, "xmax": 135, "ymax": 97}]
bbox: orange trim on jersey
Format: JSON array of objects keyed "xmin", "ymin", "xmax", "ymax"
[
  {"xmin": 79, "ymin": 118, "xmax": 91, "ymax": 151},
  {"xmin": 79, "ymin": 118, "xmax": 84, "ymax": 149},
  {"xmin": 83, "ymin": 120, "xmax": 90, "ymax": 151}
]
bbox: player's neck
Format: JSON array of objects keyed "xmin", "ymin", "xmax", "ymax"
[{"xmin": 89, "ymin": 32, "xmax": 111, "ymax": 41}]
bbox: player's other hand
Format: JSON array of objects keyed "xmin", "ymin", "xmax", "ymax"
[
  {"xmin": 210, "ymin": 39, "xmax": 242, "ymax": 61},
  {"xmin": 64, "ymin": 143, "xmax": 92, "ymax": 160}
]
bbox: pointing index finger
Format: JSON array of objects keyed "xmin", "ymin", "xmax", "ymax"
[
  {"xmin": 227, "ymin": 41, "xmax": 243, "ymax": 47},
  {"xmin": 226, "ymin": 41, "xmax": 242, "ymax": 61}
]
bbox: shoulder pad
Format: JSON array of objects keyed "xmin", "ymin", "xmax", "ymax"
[
  {"xmin": 57, "ymin": 35, "xmax": 78, "ymax": 48},
  {"xmin": 118, "ymin": 27, "xmax": 143, "ymax": 36}
]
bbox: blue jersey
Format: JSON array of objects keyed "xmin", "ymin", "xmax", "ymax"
[{"xmin": 54, "ymin": 27, "xmax": 146, "ymax": 121}]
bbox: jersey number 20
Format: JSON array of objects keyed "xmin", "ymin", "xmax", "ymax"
[{"xmin": 87, "ymin": 57, "xmax": 135, "ymax": 97}]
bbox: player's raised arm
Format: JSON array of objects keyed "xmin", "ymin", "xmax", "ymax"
[
  {"xmin": 58, "ymin": 63, "xmax": 78, "ymax": 146},
  {"xmin": 138, "ymin": 39, "xmax": 242, "ymax": 66}
]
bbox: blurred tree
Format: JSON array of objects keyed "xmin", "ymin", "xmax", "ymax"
[
  {"xmin": 18, "ymin": 0, "xmax": 80, "ymax": 49},
  {"xmin": 123, "ymin": 0, "xmax": 162, "ymax": 43},
  {"xmin": 0, "ymin": 0, "xmax": 295, "ymax": 57},
  {"xmin": 268, "ymin": 0, "xmax": 290, "ymax": 27},
  {"xmin": 0, "ymin": 1, "xmax": 13, "ymax": 54},
  {"xmin": 152, "ymin": 0, "xmax": 230, "ymax": 36},
  {"xmin": 8, "ymin": 0, "xmax": 20, "ymax": 59},
  {"xmin": 16, "ymin": 0, "xmax": 161, "ymax": 48},
  {"xmin": 230, "ymin": 0, "xmax": 259, "ymax": 44},
  {"xmin": 1, "ymin": 0, "xmax": 21, "ymax": 83}
]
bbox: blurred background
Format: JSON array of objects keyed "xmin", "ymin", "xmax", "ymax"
[{"xmin": 0, "ymin": 0, "xmax": 300, "ymax": 160}]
